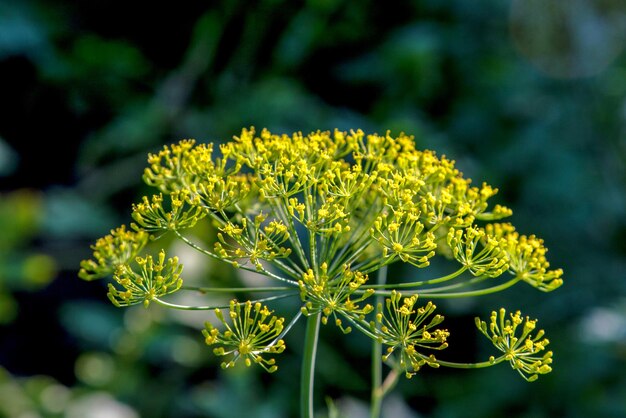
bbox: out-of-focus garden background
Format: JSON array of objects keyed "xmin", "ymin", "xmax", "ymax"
[{"xmin": 1, "ymin": 0, "xmax": 626, "ymax": 417}]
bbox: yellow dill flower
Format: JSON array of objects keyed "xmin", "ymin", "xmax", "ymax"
[
  {"xmin": 213, "ymin": 215, "xmax": 292, "ymax": 270},
  {"xmin": 476, "ymin": 308, "xmax": 553, "ymax": 381},
  {"xmin": 189, "ymin": 173, "xmax": 251, "ymax": 212},
  {"xmin": 447, "ymin": 226, "xmax": 509, "ymax": 277},
  {"xmin": 374, "ymin": 290, "xmax": 449, "ymax": 378},
  {"xmin": 131, "ymin": 190, "xmax": 205, "ymax": 233},
  {"xmin": 79, "ymin": 225, "xmax": 148, "ymax": 281},
  {"xmin": 80, "ymin": 127, "xmax": 564, "ymax": 387},
  {"xmin": 107, "ymin": 250, "xmax": 183, "ymax": 307},
  {"xmin": 143, "ymin": 139, "xmax": 199, "ymax": 192},
  {"xmin": 371, "ymin": 207, "xmax": 437, "ymax": 268},
  {"xmin": 203, "ymin": 300, "xmax": 286, "ymax": 373},
  {"xmin": 485, "ymin": 223, "xmax": 563, "ymax": 291},
  {"xmin": 299, "ymin": 263, "xmax": 375, "ymax": 333}
]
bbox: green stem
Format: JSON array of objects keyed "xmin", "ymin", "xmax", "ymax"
[
  {"xmin": 301, "ymin": 312, "xmax": 321, "ymax": 418},
  {"xmin": 436, "ymin": 356, "xmax": 505, "ymax": 369},
  {"xmin": 419, "ymin": 277, "xmax": 521, "ymax": 298},
  {"xmin": 181, "ymin": 285, "xmax": 296, "ymax": 293},
  {"xmin": 370, "ymin": 265, "xmax": 387, "ymax": 418},
  {"xmin": 366, "ymin": 266, "xmax": 468, "ymax": 290},
  {"xmin": 417, "ymin": 274, "xmax": 490, "ymax": 293},
  {"xmin": 153, "ymin": 293, "xmax": 295, "ymax": 310},
  {"xmin": 368, "ymin": 277, "xmax": 522, "ymax": 298},
  {"xmin": 310, "ymin": 229, "xmax": 318, "ymax": 276},
  {"xmin": 153, "ymin": 298, "xmax": 221, "ymax": 310}
]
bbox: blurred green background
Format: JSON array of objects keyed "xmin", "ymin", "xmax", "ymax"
[{"xmin": 1, "ymin": 0, "xmax": 625, "ymax": 417}]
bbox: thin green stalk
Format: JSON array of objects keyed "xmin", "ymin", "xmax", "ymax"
[
  {"xmin": 418, "ymin": 277, "xmax": 522, "ymax": 298},
  {"xmin": 181, "ymin": 285, "xmax": 296, "ymax": 293},
  {"xmin": 417, "ymin": 274, "xmax": 491, "ymax": 293},
  {"xmin": 435, "ymin": 356, "xmax": 505, "ymax": 369},
  {"xmin": 301, "ymin": 312, "xmax": 321, "ymax": 418},
  {"xmin": 174, "ymin": 230, "xmax": 222, "ymax": 261},
  {"xmin": 153, "ymin": 293, "xmax": 295, "ymax": 310},
  {"xmin": 327, "ymin": 211, "xmax": 378, "ymax": 271},
  {"xmin": 365, "ymin": 266, "xmax": 468, "ymax": 290},
  {"xmin": 370, "ymin": 265, "xmax": 387, "ymax": 418},
  {"xmin": 310, "ymin": 230, "xmax": 318, "ymax": 276},
  {"xmin": 153, "ymin": 298, "xmax": 225, "ymax": 310},
  {"xmin": 355, "ymin": 255, "xmax": 395, "ymax": 276},
  {"xmin": 367, "ymin": 277, "xmax": 522, "ymax": 298}
]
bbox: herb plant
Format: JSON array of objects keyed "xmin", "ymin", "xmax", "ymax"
[{"xmin": 80, "ymin": 128, "xmax": 562, "ymax": 417}]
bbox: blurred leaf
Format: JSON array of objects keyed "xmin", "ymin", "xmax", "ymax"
[
  {"xmin": 0, "ymin": 292, "xmax": 17, "ymax": 324},
  {"xmin": 0, "ymin": 2, "xmax": 46, "ymax": 60},
  {"xmin": 43, "ymin": 188, "xmax": 118, "ymax": 237},
  {"xmin": 71, "ymin": 35, "xmax": 149, "ymax": 80},
  {"xmin": 60, "ymin": 301, "xmax": 123, "ymax": 348},
  {"xmin": 0, "ymin": 136, "xmax": 18, "ymax": 177},
  {"xmin": 0, "ymin": 189, "xmax": 43, "ymax": 249},
  {"xmin": 21, "ymin": 253, "xmax": 56, "ymax": 286}
]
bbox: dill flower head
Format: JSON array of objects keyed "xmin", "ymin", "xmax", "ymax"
[
  {"xmin": 79, "ymin": 127, "xmax": 563, "ymax": 382},
  {"xmin": 131, "ymin": 191, "xmax": 205, "ymax": 233},
  {"xmin": 299, "ymin": 263, "xmax": 375, "ymax": 333},
  {"xmin": 107, "ymin": 250, "xmax": 183, "ymax": 307},
  {"xmin": 447, "ymin": 225, "xmax": 509, "ymax": 277},
  {"xmin": 79, "ymin": 225, "xmax": 148, "ymax": 281},
  {"xmin": 203, "ymin": 300, "xmax": 286, "ymax": 372},
  {"xmin": 476, "ymin": 308, "xmax": 553, "ymax": 381},
  {"xmin": 374, "ymin": 290, "xmax": 449, "ymax": 378},
  {"xmin": 485, "ymin": 223, "xmax": 564, "ymax": 291}
]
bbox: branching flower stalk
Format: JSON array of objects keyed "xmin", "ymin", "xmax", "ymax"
[{"xmin": 80, "ymin": 128, "xmax": 563, "ymax": 417}]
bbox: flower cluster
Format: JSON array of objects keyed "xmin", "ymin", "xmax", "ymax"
[
  {"xmin": 374, "ymin": 291, "xmax": 449, "ymax": 378},
  {"xmin": 80, "ymin": 128, "xmax": 562, "ymax": 380},
  {"xmin": 485, "ymin": 223, "xmax": 564, "ymax": 291},
  {"xmin": 447, "ymin": 226, "xmax": 508, "ymax": 277},
  {"xmin": 131, "ymin": 191, "xmax": 205, "ymax": 233},
  {"xmin": 476, "ymin": 308, "xmax": 553, "ymax": 381},
  {"xmin": 203, "ymin": 300, "xmax": 286, "ymax": 372},
  {"xmin": 299, "ymin": 263, "xmax": 375, "ymax": 332},
  {"xmin": 371, "ymin": 209, "xmax": 437, "ymax": 267},
  {"xmin": 79, "ymin": 225, "xmax": 148, "ymax": 281},
  {"xmin": 107, "ymin": 250, "xmax": 183, "ymax": 307},
  {"xmin": 213, "ymin": 213, "xmax": 292, "ymax": 270}
]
